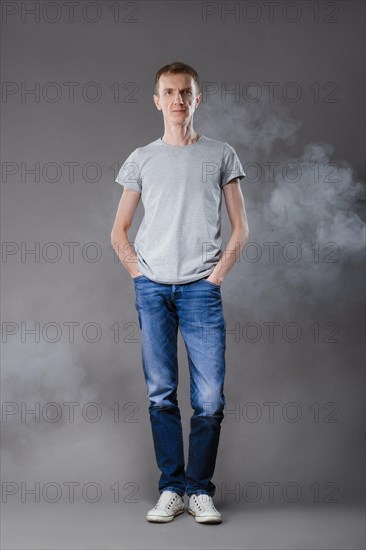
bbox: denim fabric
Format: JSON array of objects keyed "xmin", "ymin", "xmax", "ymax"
[{"xmin": 133, "ymin": 274, "xmax": 226, "ymax": 497}]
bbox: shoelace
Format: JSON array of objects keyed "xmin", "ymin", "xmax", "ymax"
[
  {"xmin": 192, "ymin": 495, "xmax": 218, "ymax": 512},
  {"xmin": 154, "ymin": 493, "xmax": 179, "ymax": 510}
]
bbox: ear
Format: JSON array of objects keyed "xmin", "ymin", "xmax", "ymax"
[{"xmin": 153, "ymin": 94, "xmax": 161, "ymax": 111}]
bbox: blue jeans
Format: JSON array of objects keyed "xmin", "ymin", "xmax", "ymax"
[{"xmin": 133, "ymin": 274, "xmax": 226, "ymax": 498}]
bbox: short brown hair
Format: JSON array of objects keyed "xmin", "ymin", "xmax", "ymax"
[{"xmin": 154, "ymin": 61, "xmax": 200, "ymax": 96}]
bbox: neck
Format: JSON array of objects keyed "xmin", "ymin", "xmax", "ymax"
[{"xmin": 161, "ymin": 128, "xmax": 200, "ymax": 146}]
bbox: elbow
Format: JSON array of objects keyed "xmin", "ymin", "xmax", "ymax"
[
  {"xmin": 243, "ymin": 226, "xmax": 249, "ymax": 244},
  {"xmin": 111, "ymin": 223, "xmax": 130, "ymax": 246},
  {"xmin": 234, "ymin": 224, "xmax": 249, "ymax": 246},
  {"xmin": 241, "ymin": 220, "xmax": 249, "ymax": 240},
  {"xmin": 110, "ymin": 226, "xmax": 117, "ymax": 245},
  {"xmin": 111, "ymin": 228, "xmax": 122, "ymax": 247},
  {"xmin": 241, "ymin": 230, "xmax": 249, "ymax": 248}
]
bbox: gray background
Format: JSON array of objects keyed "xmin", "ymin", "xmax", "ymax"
[{"xmin": 1, "ymin": 0, "xmax": 365, "ymax": 548}]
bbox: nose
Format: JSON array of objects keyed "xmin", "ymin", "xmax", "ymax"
[{"xmin": 173, "ymin": 93, "xmax": 184, "ymax": 104}]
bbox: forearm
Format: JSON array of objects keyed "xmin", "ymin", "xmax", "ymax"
[
  {"xmin": 111, "ymin": 229, "xmax": 139, "ymax": 277},
  {"xmin": 210, "ymin": 227, "xmax": 249, "ymax": 284}
]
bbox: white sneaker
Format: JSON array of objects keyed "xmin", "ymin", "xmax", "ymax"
[
  {"xmin": 146, "ymin": 490, "xmax": 185, "ymax": 523},
  {"xmin": 188, "ymin": 493, "xmax": 222, "ymax": 523}
]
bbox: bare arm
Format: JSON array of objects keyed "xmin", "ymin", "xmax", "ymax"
[
  {"xmin": 208, "ymin": 178, "xmax": 249, "ymax": 285},
  {"xmin": 111, "ymin": 188, "xmax": 142, "ymax": 278}
]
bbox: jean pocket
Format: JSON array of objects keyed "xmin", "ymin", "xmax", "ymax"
[
  {"xmin": 202, "ymin": 278, "xmax": 221, "ymax": 289},
  {"xmin": 133, "ymin": 274, "xmax": 144, "ymax": 281}
]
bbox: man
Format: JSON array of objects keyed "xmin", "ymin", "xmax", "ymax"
[{"xmin": 111, "ymin": 62, "xmax": 249, "ymax": 524}]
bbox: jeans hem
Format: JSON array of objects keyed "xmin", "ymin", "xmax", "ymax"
[
  {"xmin": 186, "ymin": 489, "xmax": 215, "ymax": 497},
  {"xmin": 159, "ymin": 487, "xmax": 185, "ymax": 497}
]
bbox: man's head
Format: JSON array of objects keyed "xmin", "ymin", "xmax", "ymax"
[
  {"xmin": 154, "ymin": 62, "xmax": 200, "ymax": 97},
  {"xmin": 153, "ymin": 62, "xmax": 201, "ymax": 125}
]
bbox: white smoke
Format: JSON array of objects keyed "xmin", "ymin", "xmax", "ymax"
[{"xmin": 198, "ymin": 94, "xmax": 365, "ymax": 302}]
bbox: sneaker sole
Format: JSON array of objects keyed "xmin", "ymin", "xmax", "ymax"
[
  {"xmin": 188, "ymin": 508, "xmax": 222, "ymax": 523},
  {"xmin": 146, "ymin": 509, "xmax": 185, "ymax": 523}
]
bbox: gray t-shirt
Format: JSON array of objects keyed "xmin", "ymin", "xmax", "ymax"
[{"xmin": 115, "ymin": 134, "xmax": 246, "ymax": 284}]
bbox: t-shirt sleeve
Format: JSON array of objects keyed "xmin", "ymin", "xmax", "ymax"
[
  {"xmin": 115, "ymin": 148, "xmax": 142, "ymax": 193},
  {"xmin": 221, "ymin": 143, "xmax": 246, "ymax": 187}
]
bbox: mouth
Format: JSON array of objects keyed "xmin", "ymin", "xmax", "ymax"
[{"xmin": 172, "ymin": 109, "xmax": 186, "ymax": 112}]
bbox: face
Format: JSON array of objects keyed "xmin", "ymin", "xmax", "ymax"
[{"xmin": 153, "ymin": 72, "xmax": 201, "ymax": 125}]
